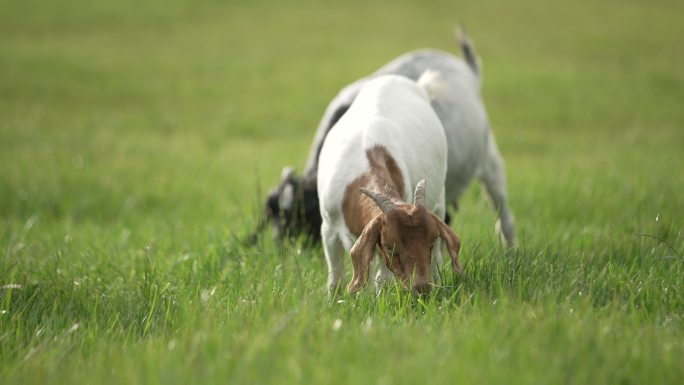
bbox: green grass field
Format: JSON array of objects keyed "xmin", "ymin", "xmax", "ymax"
[{"xmin": 1, "ymin": 0, "xmax": 683, "ymax": 384}]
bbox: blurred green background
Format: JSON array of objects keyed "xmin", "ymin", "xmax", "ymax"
[{"xmin": 2, "ymin": 0, "xmax": 682, "ymax": 232}]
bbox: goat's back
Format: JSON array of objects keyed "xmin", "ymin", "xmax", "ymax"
[{"xmin": 317, "ymin": 75, "xmax": 448, "ymax": 224}]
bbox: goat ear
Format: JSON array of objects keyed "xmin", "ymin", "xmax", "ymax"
[
  {"xmin": 348, "ymin": 214, "xmax": 383, "ymax": 294},
  {"xmin": 430, "ymin": 212, "xmax": 462, "ymax": 273},
  {"xmin": 280, "ymin": 166, "xmax": 296, "ymax": 182}
]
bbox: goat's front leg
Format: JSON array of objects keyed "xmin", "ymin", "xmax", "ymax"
[
  {"xmin": 374, "ymin": 257, "xmax": 393, "ymax": 291},
  {"xmin": 431, "ymin": 238, "xmax": 445, "ymax": 285},
  {"xmin": 321, "ymin": 222, "xmax": 346, "ymax": 295},
  {"xmin": 480, "ymin": 133, "xmax": 517, "ymax": 247},
  {"xmin": 431, "ymin": 197, "xmax": 447, "ymax": 284}
]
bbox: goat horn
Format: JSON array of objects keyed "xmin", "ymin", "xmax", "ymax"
[
  {"xmin": 360, "ymin": 188, "xmax": 397, "ymax": 213},
  {"xmin": 413, "ymin": 179, "xmax": 426, "ymax": 206}
]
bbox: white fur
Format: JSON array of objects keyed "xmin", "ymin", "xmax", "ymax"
[
  {"xmin": 416, "ymin": 69, "xmax": 447, "ymax": 100},
  {"xmin": 307, "ymin": 48, "xmax": 516, "ymax": 248},
  {"xmin": 317, "ymin": 74, "xmax": 448, "ymax": 292}
]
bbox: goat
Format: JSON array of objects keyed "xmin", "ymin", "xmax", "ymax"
[
  {"xmin": 317, "ymin": 73, "xmax": 462, "ymax": 295},
  {"xmin": 256, "ymin": 29, "xmax": 516, "ymax": 248}
]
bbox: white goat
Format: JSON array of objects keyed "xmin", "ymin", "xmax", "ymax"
[
  {"xmin": 317, "ymin": 73, "xmax": 462, "ymax": 295},
  {"xmin": 262, "ymin": 30, "xmax": 516, "ymax": 249}
]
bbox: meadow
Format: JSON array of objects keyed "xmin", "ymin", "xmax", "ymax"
[{"xmin": 1, "ymin": 0, "xmax": 683, "ymax": 384}]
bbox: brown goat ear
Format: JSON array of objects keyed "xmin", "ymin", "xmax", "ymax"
[
  {"xmin": 348, "ymin": 214, "xmax": 383, "ymax": 294},
  {"xmin": 430, "ymin": 212, "xmax": 462, "ymax": 273}
]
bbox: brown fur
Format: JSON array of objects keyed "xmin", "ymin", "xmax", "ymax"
[
  {"xmin": 342, "ymin": 146, "xmax": 405, "ymax": 236},
  {"xmin": 349, "ymin": 200, "xmax": 461, "ymax": 295},
  {"xmin": 344, "ymin": 146, "xmax": 462, "ymax": 295},
  {"xmin": 378, "ymin": 204, "xmax": 440, "ymax": 289},
  {"xmin": 348, "ymin": 214, "xmax": 383, "ymax": 292},
  {"xmin": 366, "ymin": 145, "xmax": 405, "ymax": 201}
]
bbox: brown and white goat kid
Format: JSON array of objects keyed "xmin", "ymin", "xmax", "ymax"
[{"xmin": 317, "ymin": 73, "xmax": 462, "ymax": 295}]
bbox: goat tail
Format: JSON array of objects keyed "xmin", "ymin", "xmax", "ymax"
[
  {"xmin": 456, "ymin": 25, "xmax": 481, "ymax": 77},
  {"xmin": 417, "ymin": 69, "xmax": 447, "ymax": 100}
]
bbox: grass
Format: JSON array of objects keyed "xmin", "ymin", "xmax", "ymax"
[{"xmin": 1, "ymin": 0, "xmax": 683, "ymax": 384}]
